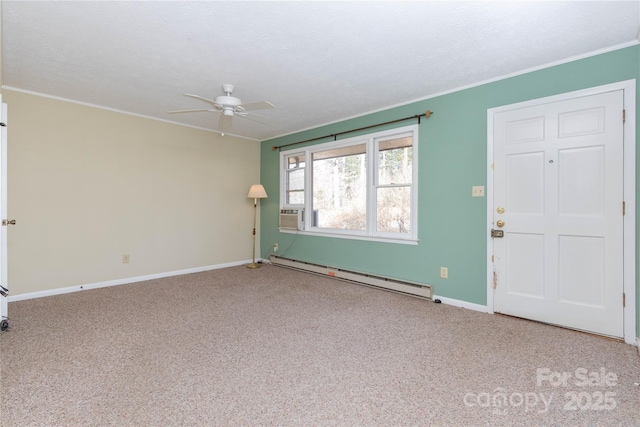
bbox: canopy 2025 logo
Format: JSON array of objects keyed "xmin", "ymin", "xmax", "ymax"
[{"xmin": 537, "ymin": 367, "xmax": 617, "ymax": 411}]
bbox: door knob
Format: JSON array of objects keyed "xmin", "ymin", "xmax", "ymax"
[
  {"xmin": 496, "ymin": 220, "xmax": 505, "ymax": 228},
  {"xmin": 1, "ymin": 219, "xmax": 15, "ymax": 226}
]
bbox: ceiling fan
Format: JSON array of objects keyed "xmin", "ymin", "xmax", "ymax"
[{"xmin": 169, "ymin": 84, "xmax": 274, "ymax": 135}]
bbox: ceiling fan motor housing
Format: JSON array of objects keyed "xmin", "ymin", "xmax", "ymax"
[{"xmin": 215, "ymin": 95, "xmax": 242, "ymax": 107}]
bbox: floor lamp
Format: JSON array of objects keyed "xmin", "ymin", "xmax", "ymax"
[{"xmin": 247, "ymin": 184, "xmax": 267, "ymax": 269}]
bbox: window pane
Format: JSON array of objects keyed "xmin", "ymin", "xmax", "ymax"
[
  {"xmin": 287, "ymin": 154, "xmax": 305, "ymax": 169},
  {"xmin": 312, "ymin": 144, "xmax": 366, "ymax": 230},
  {"xmin": 378, "ymin": 137, "xmax": 412, "ymax": 186},
  {"xmin": 286, "ymin": 169, "xmax": 304, "ymax": 204},
  {"xmin": 379, "ymin": 136, "xmax": 412, "ymax": 152},
  {"xmin": 313, "ymin": 144, "xmax": 366, "ymax": 161},
  {"xmin": 377, "ymin": 186, "xmax": 411, "ymax": 233}
]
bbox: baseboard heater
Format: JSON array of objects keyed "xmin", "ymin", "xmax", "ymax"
[{"xmin": 269, "ymin": 255, "xmax": 432, "ymax": 300}]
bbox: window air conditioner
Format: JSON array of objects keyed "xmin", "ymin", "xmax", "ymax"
[{"xmin": 279, "ymin": 209, "xmax": 304, "ymax": 231}]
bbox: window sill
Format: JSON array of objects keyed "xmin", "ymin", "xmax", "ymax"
[{"xmin": 278, "ymin": 228, "xmax": 418, "ymax": 245}]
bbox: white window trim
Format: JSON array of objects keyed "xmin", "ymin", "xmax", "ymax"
[{"xmin": 280, "ymin": 124, "xmax": 418, "ymax": 244}]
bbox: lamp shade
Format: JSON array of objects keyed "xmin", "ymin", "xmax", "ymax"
[{"xmin": 247, "ymin": 184, "xmax": 268, "ymax": 199}]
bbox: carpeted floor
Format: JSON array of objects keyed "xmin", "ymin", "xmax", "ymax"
[{"xmin": 0, "ymin": 264, "xmax": 639, "ymax": 426}]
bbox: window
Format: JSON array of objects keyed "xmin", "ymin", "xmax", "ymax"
[
  {"xmin": 280, "ymin": 125, "xmax": 418, "ymax": 243},
  {"xmin": 285, "ymin": 153, "xmax": 305, "ymax": 205},
  {"xmin": 313, "ymin": 143, "xmax": 367, "ymax": 231},
  {"xmin": 376, "ymin": 135, "xmax": 413, "ymax": 234}
]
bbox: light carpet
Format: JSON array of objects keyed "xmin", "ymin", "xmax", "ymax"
[{"xmin": 1, "ymin": 264, "xmax": 639, "ymax": 426}]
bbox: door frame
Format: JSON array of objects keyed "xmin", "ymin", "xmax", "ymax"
[
  {"xmin": 486, "ymin": 80, "xmax": 636, "ymax": 345},
  {"xmin": 0, "ymin": 98, "xmax": 7, "ymax": 323}
]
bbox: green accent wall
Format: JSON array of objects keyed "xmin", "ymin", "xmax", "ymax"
[{"xmin": 261, "ymin": 46, "xmax": 640, "ymax": 332}]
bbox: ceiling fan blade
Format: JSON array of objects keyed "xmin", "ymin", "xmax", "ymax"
[
  {"xmin": 235, "ymin": 112, "xmax": 272, "ymax": 127},
  {"xmin": 184, "ymin": 93, "xmax": 220, "ymax": 106},
  {"xmin": 168, "ymin": 108, "xmax": 218, "ymax": 114},
  {"xmin": 239, "ymin": 101, "xmax": 275, "ymax": 111}
]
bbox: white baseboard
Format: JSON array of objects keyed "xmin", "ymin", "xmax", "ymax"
[
  {"xmin": 432, "ymin": 295, "xmax": 488, "ymax": 313},
  {"xmin": 637, "ymin": 338, "xmax": 640, "ymax": 356},
  {"xmin": 8, "ymin": 259, "xmax": 254, "ymax": 302}
]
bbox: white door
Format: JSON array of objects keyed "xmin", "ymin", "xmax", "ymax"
[
  {"xmin": 0, "ymin": 98, "xmax": 7, "ymax": 327},
  {"xmin": 492, "ymin": 90, "xmax": 624, "ymax": 338}
]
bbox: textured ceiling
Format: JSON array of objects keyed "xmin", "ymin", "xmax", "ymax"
[{"xmin": 2, "ymin": 1, "xmax": 639, "ymax": 141}]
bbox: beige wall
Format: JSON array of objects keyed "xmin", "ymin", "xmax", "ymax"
[{"xmin": 5, "ymin": 89, "xmax": 261, "ymax": 295}]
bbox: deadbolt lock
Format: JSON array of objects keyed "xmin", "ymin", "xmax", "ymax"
[
  {"xmin": 496, "ymin": 220, "xmax": 505, "ymax": 228},
  {"xmin": 497, "ymin": 207, "xmax": 505, "ymax": 214}
]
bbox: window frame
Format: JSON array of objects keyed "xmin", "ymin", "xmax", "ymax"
[{"xmin": 280, "ymin": 124, "xmax": 418, "ymax": 244}]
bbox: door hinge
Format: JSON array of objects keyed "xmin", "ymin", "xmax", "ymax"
[
  {"xmin": 622, "ymin": 293, "xmax": 626, "ymax": 308},
  {"xmin": 623, "ymin": 109, "xmax": 626, "ymax": 124},
  {"xmin": 491, "ymin": 255, "xmax": 494, "ymax": 263},
  {"xmin": 622, "ymin": 201, "xmax": 626, "ymax": 216}
]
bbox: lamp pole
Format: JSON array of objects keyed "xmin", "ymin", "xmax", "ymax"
[
  {"xmin": 248, "ymin": 197, "xmax": 260, "ymax": 269},
  {"xmin": 246, "ymin": 184, "xmax": 267, "ymax": 269}
]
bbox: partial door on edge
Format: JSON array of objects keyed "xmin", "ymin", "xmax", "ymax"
[{"xmin": 0, "ymin": 98, "xmax": 7, "ymax": 327}]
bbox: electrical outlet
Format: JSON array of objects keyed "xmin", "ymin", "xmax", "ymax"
[
  {"xmin": 122, "ymin": 254, "xmax": 130, "ymax": 264},
  {"xmin": 440, "ymin": 266, "xmax": 448, "ymax": 279},
  {"xmin": 273, "ymin": 243, "xmax": 279, "ymax": 253},
  {"xmin": 472, "ymin": 186, "xmax": 485, "ymax": 197}
]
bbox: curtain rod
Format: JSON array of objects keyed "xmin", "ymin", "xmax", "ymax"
[{"xmin": 271, "ymin": 110, "xmax": 434, "ymax": 151}]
